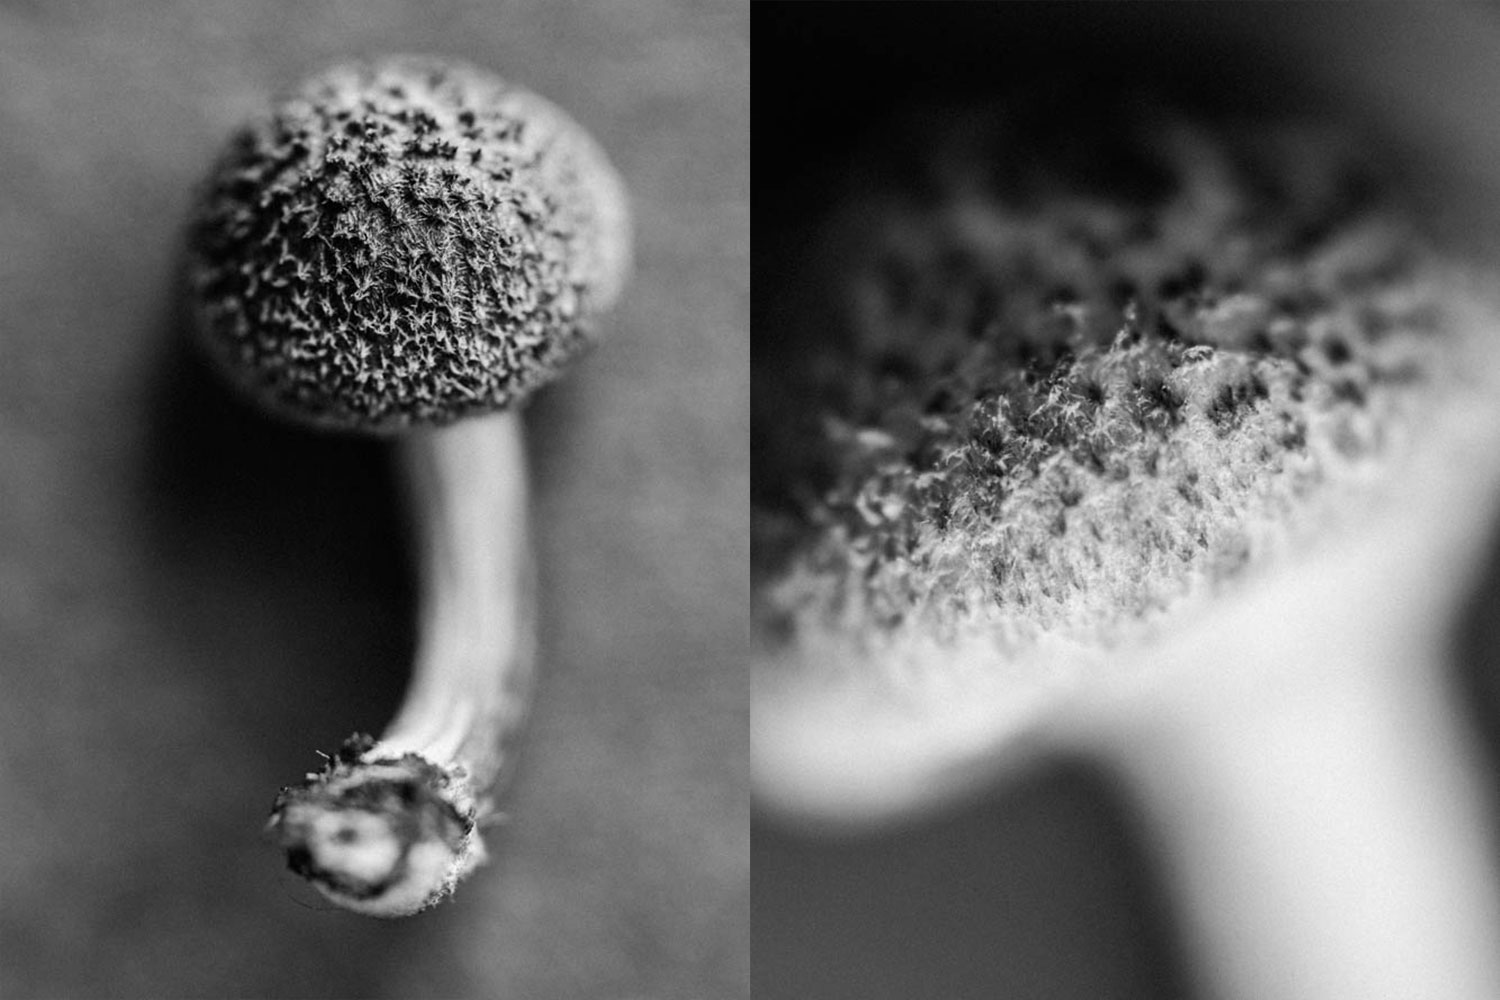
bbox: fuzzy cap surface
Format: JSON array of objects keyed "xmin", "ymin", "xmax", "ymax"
[
  {"xmin": 754, "ymin": 104, "xmax": 1479, "ymax": 670},
  {"xmin": 189, "ymin": 56, "xmax": 631, "ymax": 432}
]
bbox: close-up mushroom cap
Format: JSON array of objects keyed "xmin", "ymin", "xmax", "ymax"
[{"xmin": 188, "ymin": 56, "xmax": 631, "ymax": 433}]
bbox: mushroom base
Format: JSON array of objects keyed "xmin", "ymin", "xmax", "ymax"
[{"xmin": 268, "ymin": 733, "xmax": 486, "ymax": 917}]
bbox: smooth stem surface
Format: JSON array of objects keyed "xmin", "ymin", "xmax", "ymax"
[
  {"xmin": 1092, "ymin": 633, "xmax": 1500, "ymax": 999},
  {"xmin": 377, "ymin": 410, "xmax": 536, "ymax": 798}
]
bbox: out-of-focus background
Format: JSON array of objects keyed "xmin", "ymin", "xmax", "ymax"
[{"xmin": 0, "ymin": 2, "xmax": 746, "ymax": 997}]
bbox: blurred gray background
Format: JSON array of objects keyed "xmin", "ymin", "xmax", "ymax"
[{"xmin": 0, "ymin": 2, "xmax": 746, "ymax": 997}]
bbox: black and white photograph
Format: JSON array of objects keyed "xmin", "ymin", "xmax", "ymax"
[
  {"xmin": 754, "ymin": 4, "xmax": 1500, "ymax": 999},
  {"xmin": 20, "ymin": 1, "xmax": 1500, "ymax": 998},
  {"xmin": 0, "ymin": 2, "xmax": 746, "ymax": 998}
]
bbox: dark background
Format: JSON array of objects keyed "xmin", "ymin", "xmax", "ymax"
[
  {"xmin": 0, "ymin": 2, "xmax": 746, "ymax": 998},
  {"xmin": 753, "ymin": 4, "xmax": 1500, "ymax": 999}
]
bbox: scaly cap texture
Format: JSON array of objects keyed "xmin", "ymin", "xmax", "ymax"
[
  {"xmin": 189, "ymin": 56, "xmax": 631, "ymax": 432},
  {"xmin": 754, "ymin": 104, "xmax": 1479, "ymax": 671}
]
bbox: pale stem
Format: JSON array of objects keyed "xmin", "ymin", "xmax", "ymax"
[
  {"xmin": 376, "ymin": 409, "xmax": 536, "ymax": 798},
  {"xmin": 1070, "ymin": 431, "xmax": 1500, "ymax": 1000}
]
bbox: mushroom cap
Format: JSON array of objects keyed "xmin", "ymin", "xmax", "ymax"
[
  {"xmin": 188, "ymin": 56, "xmax": 631, "ymax": 432},
  {"xmin": 754, "ymin": 105, "xmax": 1468, "ymax": 671}
]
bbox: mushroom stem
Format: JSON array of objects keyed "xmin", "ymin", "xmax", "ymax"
[
  {"xmin": 1071, "ymin": 407, "xmax": 1500, "ymax": 1000},
  {"xmin": 1093, "ymin": 657, "xmax": 1500, "ymax": 1000},
  {"xmin": 267, "ymin": 412, "xmax": 536, "ymax": 916},
  {"xmin": 377, "ymin": 410, "xmax": 535, "ymax": 794}
]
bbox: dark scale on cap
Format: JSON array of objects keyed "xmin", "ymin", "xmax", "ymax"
[
  {"xmin": 189, "ymin": 57, "xmax": 631, "ymax": 432},
  {"xmin": 754, "ymin": 102, "xmax": 1470, "ymax": 653}
]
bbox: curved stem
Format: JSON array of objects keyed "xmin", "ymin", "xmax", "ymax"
[
  {"xmin": 378, "ymin": 410, "xmax": 536, "ymax": 798},
  {"xmin": 267, "ymin": 410, "xmax": 536, "ymax": 916}
]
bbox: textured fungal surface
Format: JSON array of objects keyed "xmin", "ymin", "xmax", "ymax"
[
  {"xmin": 189, "ymin": 57, "xmax": 631, "ymax": 432},
  {"xmin": 268, "ymin": 733, "xmax": 483, "ymax": 916},
  {"xmin": 754, "ymin": 105, "xmax": 1480, "ymax": 667}
]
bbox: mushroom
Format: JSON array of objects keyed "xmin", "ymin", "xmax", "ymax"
[
  {"xmin": 752, "ymin": 90, "xmax": 1500, "ymax": 996},
  {"xmin": 186, "ymin": 57, "xmax": 630, "ymax": 916}
]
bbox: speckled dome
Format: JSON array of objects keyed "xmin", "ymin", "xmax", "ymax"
[
  {"xmin": 188, "ymin": 57, "xmax": 631, "ymax": 432},
  {"xmin": 754, "ymin": 105, "xmax": 1472, "ymax": 660}
]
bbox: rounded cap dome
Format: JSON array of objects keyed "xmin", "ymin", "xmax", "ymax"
[{"xmin": 188, "ymin": 57, "xmax": 631, "ymax": 432}]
